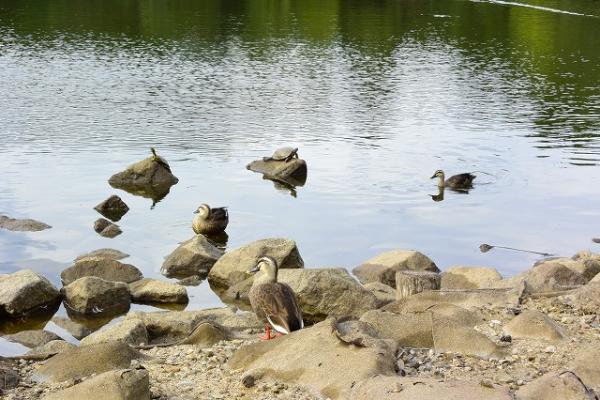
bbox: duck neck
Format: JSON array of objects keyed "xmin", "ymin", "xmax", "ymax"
[
  {"xmin": 437, "ymin": 175, "xmax": 445, "ymax": 187},
  {"xmin": 253, "ymin": 270, "xmax": 277, "ymax": 286}
]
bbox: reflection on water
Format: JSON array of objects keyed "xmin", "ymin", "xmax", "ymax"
[{"xmin": 1, "ymin": 0, "xmax": 600, "ymax": 354}]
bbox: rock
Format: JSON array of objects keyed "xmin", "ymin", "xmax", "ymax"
[
  {"xmin": 3, "ymin": 330, "xmax": 63, "ymax": 348},
  {"xmin": 62, "ymin": 276, "xmax": 131, "ymax": 316},
  {"xmin": 395, "ymin": 270, "xmax": 440, "ymax": 299},
  {"xmin": 558, "ymin": 282, "xmax": 600, "ymax": 313},
  {"xmin": 441, "ymin": 266, "xmax": 503, "ymax": 289},
  {"xmin": 93, "ymin": 195, "xmax": 130, "ymax": 222},
  {"xmin": 33, "ymin": 341, "xmax": 144, "ymax": 383},
  {"xmin": 51, "ymin": 316, "xmax": 93, "ymax": 340},
  {"xmin": 364, "ymin": 282, "xmax": 397, "ymax": 308},
  {"xmin": 129, "ymin": 278, "xmax": 188, "ymax": 304},
  {"xmin": 517, "ymin": 371, "xmax": 596, "ymax": 400},
  {"xmin": 26, "ymin": 340, "xmax": 77, "ymax": 358},
  {"xmin": 160, "ymin": 235, "xmax": 224, "ymax": 279},
  {"xmin": 503, "ymin": 310, "xmax": 565, "ymax": 342},
  {"xmin": 333, "ymin": 319, "xmax": 396, "ymax": 353},
  {"xmin": 108, "ymin": 154, "xmax": 178, "ymax": 190},
  {"xmin": 61, "ymin": 259, "xmax": 143, "ymax": 285},
  {"xmin": 74, "ymin": 248, "xmax": 129, "ymax": 262},
  {"xmin": 43, "ymin": 368, "xmax": 150, "ymax": 400},
  {"xmin": 348, "ymin": 376, "xmax": 513, "ymax": 400},
  {"xmin": 80, "ymin": 318, "xmax": 148, "ymax": 346},
  {"xmin": 0, "ymin": 215, "xmax": 51, "ymax": 231},
  {"xmin": 0, "ymin": 270, "xmax": 61, "ymax": 317},
  {"xmin": 246, "ymin": 158, "xmax": 307, "ymax": 181},
  {"xmin": 360, "ymin": 309, "xmax": 504, "ymax": 359},
  {"xmin": 388, "ymin": 302, "xmax": 484, "ymax": 327},
  {"xmin": 207, "ymin": 238, "xmax": 304, "ymax": 290},
  {"xmin": 570, "ymin": 345, "xmax": 600, "ymax": 390},
  {"xmin": 93, "ymin": 218, "xmax": 122, "ymax": 238},
  {"xmin": 176, "ymin": 322, "xmax": 227, "ymax": 347},
  {"xmin": 228, "ymin": 320, "xmax": 396, "ymax": 400},
  {"xmin": 0, "ymin": 359, "xmax": 19, "ymax": 391},
  {"xmin": 353, "ymin": 250, "xmax": 439, "ymax": 287},
  {"xmin": 526, "ymin": 262, "xmax": 586, "ymax": 293}
]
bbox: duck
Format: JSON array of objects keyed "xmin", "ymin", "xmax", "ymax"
[
  {"xmin": 150, "ymin": 147, "xmax": 172, "ymax": 173},
  {"xmin": 430, "ymin": 170, "xmax": 476, "ymax": 190},
  {"xmin": 247, "ymin": 256, "xmax": 303, "ymax": 340},
  {"xmin": 192, "ymin": 204, "xmax": 228, "ymax": 235}
]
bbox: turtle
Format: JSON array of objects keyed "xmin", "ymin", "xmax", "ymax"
[
  {"xmin": 263, "ymin": 147, "xmax": 299, "ymax": 163},
  {"xmin": 150, "ymin": 147, "xmax": 172, "ymax": 173}
]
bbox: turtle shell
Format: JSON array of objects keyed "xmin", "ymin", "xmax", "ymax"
[{"xmin": 271, "ymin": 147, "xmax": 298, "ymax": 161}]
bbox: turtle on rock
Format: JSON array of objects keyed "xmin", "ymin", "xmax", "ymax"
[
  {"xmin": 263, "ymin": 147, "xmax": 299, "ymax": 163},
  {"xmin": 150, "ymin": 147, "xmax": 172, "ymax": 173}
]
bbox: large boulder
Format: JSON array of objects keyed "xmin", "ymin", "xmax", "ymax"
[
  {"xmin": 503, "ymin": 310, "xmax": 565, "ymax": 342},
  {"xmin": 108, "ymin": 154, "xmax": 178, "ymax": 190},
  {"xmin": 246, "ymin": 158, "xmax": 307, "ymax": 181},
  {"xmin": 0, "ymin": 270, "xmax": 61, "ymax": 317},
  {"xmin": 525, "ymin": 262, "xmax": 586, "ymax": 293},
  {"xmin": 61, "ymin": 259, "xmax": 143, "ymax": 285},
  {"xmin": 3, "ymin": 330, "xmax": 63, "ymax": 348},
  {"xmin": 129, "ymin": 278, "xmax": 188, "ymax": 304},
  {"xmin": 33, "ymin": 341, "xmax": 144, "ymax": 383},
  {"xmin": 517, "ymin": 371, "xmax": 596, "ymax": 400},
  {"xmin": 160, "ymin": 235, "xmax": 223, "ymax": 279},
  {"xmin": 74, "ymin": 248, "xmax": 129, "ymax": 262},
  {"xmin": 536, "ymin": 256, "xmax": 600, "ymax": 282},
  {"xmin": 441, "ymin": 266, "xmax": 502, "ymax": 289},
  {"xmin": 80, "ymin": 318, "xmax": 148, "ymax": 346},
  {"xmin": 207, "ymin": 238, "xmax": 304, "ymax": 290},
  {"xmin": 62, "ymin": 277, "xmax": 131, "ymax": 316},
  {"xmin": 0, "ymin": 215, "xmax": 51, "ymax": 232},
  {"xmin": 93, "ymin": 195, "xmax": 129, "ymax": 222},
  {"xmin": 228, "ymin": 320, "xmax": 396, "ymax": 400},
  {"xmin": 43, "ymin": 368, "xmax": 150, "ymax": 400},
  {"xmin": 353, "ymin": 250, "xmax": 439, "ymax": 287}
]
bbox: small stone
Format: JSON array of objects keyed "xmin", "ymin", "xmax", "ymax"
[
  {"xmin": 500, "ymin": 334, "xmax": 512, "ymax": 343},
  {"xmin": 544, "ymin": 345, "xmax": 556, "ymax": 353},
  {"xmin": 480, "ymin": 379, "xmax": 494, "ymax": 388}
]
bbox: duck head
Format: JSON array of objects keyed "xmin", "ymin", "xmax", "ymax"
[
  {"xmin": 430, "ymin": 170, "xmax": 445, "ymax": 187},
  {"xmin": 193, "ymin": 204, "xmax": 211, "ymax": 218},
  {"xmin": 247, "ymin": 256, "xmax": 278, "ymax": 283}
]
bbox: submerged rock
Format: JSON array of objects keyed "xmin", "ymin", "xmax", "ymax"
[
  {"xmin": 93, "ymin": 218, "xmax": 122, "ymax": 238},
  {"xmin": 62, "ymin": 276, "xmax": 131, "ymax": 317},
  {"xmin": 94, "ymin": 195, "xmax": 130, "ymax": 222},
  {"xmin": 0, "ymin": 215, "xmax": 51, "ymax": 232},
  {"xmin": 74, "ymin": 248, "xmax": 129, "ymax": 262},
  {"xmin": 0, "ymin": 270, "xmax": 61, "ymax": 317},
  {"xmin": 441, "ymin": 266, "xmax": 503, "ymax": 289},
  {"xmin": 160, "ymin": 235, "xmax": 224, "ymax": 279},
  {"xmin": 80, "ymin": 318, "xmax": 148, "ymax": 346},
  {"xmin": 61, "ymin": 258, "xmax": 143, "ymax": 285},
  {"xmin": 353, "ymin": 249, "xmax": 439, "ymax": 287},
  {"xmin": 51, "ymin": 316, "xmax": 93, "ymax": 340},
  {"xmin": 129, "ymin": 278, "xmax": 188, "ymax": 304}
]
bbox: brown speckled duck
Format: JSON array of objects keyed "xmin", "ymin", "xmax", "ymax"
[
  {"xmin": 247, "ymin": 256, "xmax": 303, "ymax": 340},
  {"xmin": 431, "ymin": 169, "xmax": 476, "ymax": 190},
  {"xmin": 192, "ymin": 204, "xmax": 228, "ymax": 235}
]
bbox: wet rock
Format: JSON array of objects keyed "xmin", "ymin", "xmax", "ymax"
[
  {"xmin": 364, "ymin": 282, "xmax": 397, "ymax": 307},
  {"xmin": 348, "ymin": 376, "xmax": 513, "ymax": 399},
  {"xmin": 246, "ymin": 158, "xmax": 307, "ymax": 181},
  {"xmin": 517, "ymin": 371, "xmax": 596, "ymax": 400},
  {"xmin": 129, "ymin": 278, "xmax": 188, "ymax": 304},
  {"xmin": 441, "ymin": 266, "xmax": 503, "ymax": 289},
  {"xmin": 108, "ymin": 153, "xmax": 178, "ymax": 190},
  {"xmin": 559, "ymin": 282, "xmax": 600, "ymax": 314},
  {"xmin": 61, "ymin": 258, "xmax": 143, "ymax": 285},
  {"xmin": 207, "ymin": 238, "xmax": 304, "ymax": 290},
  {"xmin": 0, "ymin": 269, "xmax": 61, "ymax": 317},
  {"xmin": 26, "ymin": 340, "xmax": 77, "ymax": 358},
  {"xmin": 74, "ymin": 248, "xmax": 130, "ymax": 262},
  {"xmin": 62, "ymin": 276, "xmax": 131, "ymax": 317},
  {"xmin": 228, "ymin": 320, "xmax": 396, "ymax": 400},
  {"xmin": 33, "ymin": 341, "xmax": 144, "ymax": 383},
  {"xmin": 353, "ymin": 250, "xmax": 439, "ymax": 287},
  {"xmin": 51, "ymin": 316, "xmax": 93, "ymax": 340},
  {"xmin": 80, "ymin": 318, "xmax": 148, "ymax": 346},
  {"xmin": 160, "ymin": 235, "xmax": 223, "ymax": 279},
  {"xmin": 3, "ymin": 329, "xmax": 63, "ymax": 348},
  {"xmin": 0, "ymin": 214, "xmax": 51, "ymax": 232},
  {"xmin": 94, "ymin": 195, "xmax": 130, "ymax": 222},
  {"xmin": 43, "ymin": 368, "xmax": 150, "ymax": 400},
  {"xmin": 94, "ymin": 218, "xmax": 122, "ymax": 238},
  {"xmin": 503, "ymin": 310, "xmax": 566, "ymax": 343}
]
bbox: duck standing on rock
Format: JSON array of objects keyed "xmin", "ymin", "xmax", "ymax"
[
  {"xmin": 431, "ymin": 170, "xmax": 476, "ymax": 191},
  {"xmin": 192, "ymin": 204, "xmax": 228, "ymax": 235},
  {"xmin": 247, "ymin": 256, "xmax": 304, "ymax": 340}
]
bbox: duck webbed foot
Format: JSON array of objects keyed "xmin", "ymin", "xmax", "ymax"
[{"xmin": 259, "ymin": 325, "xmax": 274, "ymax": 340}]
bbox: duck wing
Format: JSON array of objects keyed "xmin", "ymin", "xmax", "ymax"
[
  {"xmin": 255, "ymin": 283, "xmax": 303, "ymax": 334},
  {"xmin": 210, "ymin": 207, "xmax": 229, "ymax": 221},
  {"xmin": 447, "ymin": 173, "xmax": 476, "ymax": 187}
]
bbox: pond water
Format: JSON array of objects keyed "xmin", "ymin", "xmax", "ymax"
[{"xmin": 1, "ymin": 0, "xmax": 600, "ymax": 355}]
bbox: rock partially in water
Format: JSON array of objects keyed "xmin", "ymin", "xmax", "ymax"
[
  {"xmin": 129, "ymin": 278, "xmax": 188, "ymax": 304},
  {"xmin": 353, "ymin": 249, "xmax": 439, "ymax": 287},
  {"xmin": 61, "ymin": 258, "xmax": 143, "ymax": 285},
  {"xmin": 0, "ymin": 214, "xmax": 51, "ymax": 232},
  {"xmin": 51, "ymin": 316, "xmax": 93, "ymax": 340},
  {"xmin": 93, "ymin": 194, "xmax": 130, "ymax": 222},
  {"xmin": 503, "ymin": 310, "xmax": 566, "ymax": 343},
  {"xmin": 74, "ymin": 248, "xmax": 130, "ymax": 262},
  {"xmin": 160, "ymin": 235, "xmax": 224, "ymax": 279},
  {"xmin": 62, "ymin": 276, "xmax": 131, "ymax": 317},
  {"xmin": 80, "ymin": 318, "xmax": 148, "ymax": 346},
  {"xmin": 441, "ymin": 266, "xmax": 503, "ymax": 289},
  {"xmin": 2, "ymin": 329, "xmax": 63, "ymax": 348},
  {"xmin": 207, "ymin": 238, "xmax": 304, "ymax": 291},
  {"xmin": 93, "ymin": 218, "xmax": 122, "ymax": 238},
  {"xmin": 246, "ymin": 158, "xmax": 307, "ymax": 181},
  {"xmin": 0, "ymin": 269, "xmax": 61, "ymax": 317},
  {"xmin": 517, "ymin": 371, "xmax": 596, "ymax": 400},
  {"xmin": 43, "ymin": 368, "xmax": 150, "ymax": 400}
]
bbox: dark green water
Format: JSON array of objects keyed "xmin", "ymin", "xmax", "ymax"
[{"xmin": 1, "ymin": 0, "xmax": 600, "ymax": 355}]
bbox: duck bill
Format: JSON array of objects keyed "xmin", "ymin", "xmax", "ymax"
[
  {"xmin": 246, "ymin": 265, "xmax": 260, "ymax": 275},
  {"xmin": 193, "ymin": 209, "xmax": 199, "ymax": 214},
  {"xmin": 430, "ymin": 175, "xmax": 436, "ymax": 179}
]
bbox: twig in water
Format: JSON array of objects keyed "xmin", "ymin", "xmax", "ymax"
[{"xmin": 479, "ymin": 243, "xmax": 553, "ymax": 257}]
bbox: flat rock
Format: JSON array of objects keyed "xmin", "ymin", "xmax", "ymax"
[
  {"xmin": 353, "ymin": 250, "xmax": 439, "ymax": 287},
  {"xmin": 364, "ymin": 282, "xmax": 397, "ymax": 308},
  {"xmin": 389, "ymin": 301, "xmax": 484, "ymax": 327},
  {"xmin": 80, "ymin": 318, "xmax": 148, "ymax": 346},
  {"xmin": 93, "ymin": 218, "xmax": 122, "ymax": 238},
  {"xmin": 246, "ymin": 158, "xmax": 307, "ymax": 180},
  {"xmin": 160, "ymin": 235, "xmax": 224, "ymax": 279},
  {"xmin": 3, "ymin": 329, "xmax": 63, "ymax": 348},
  {"xmin": 348, "ymin": 376, "xmax": 513, "ymax": 399},
  {"xmin": 0, "ymin": 215, "xmax": 51, "ymax": 232},
  {"xmin": 93, "ymin": 195, "xmax": 129, "ymax": 222},
  {"xmin": 26, "ymin": 340, "xmax": 77, "ymax": 358},
  {"xmin": 61, "ymin": 258, "xmax": 143, "ymax": 285},
  {"xmin": 62, "ymin": 276, "xmax": 131, "ymax": 317},
  {"xmin": 33, "ymin": 342, "xmax": 144, "ymax": 383},
  {"xmin": 503, "ymin": 310, "xmax": 565, "ymax": 342},
  {"xmin": 0, "ymin": 270, "xmax": 61, "ymax": 317},
  {"xmin": 207, "ymin": 238, "xmax": 304, "ymax": 290},
  {"xmin": 43, "ymin": 368, "xmax": 150, "ymax": 400},
  {"xmin": 51, "ymin": 316, "xmax": 93, "ymax": 340},
  {"xmin": 129, "ymin": 278, "xmax": 188, "ymax": 304},
  {"xmin": 108, "ymin": 154, "xmax": 178, "ymax": 189},
  {"xmin": 74, "ymin": 248, "xmax": 129, "ymax": 262},
  {"xmin": 441, "ymin": 266, "xmax": 503, "ymax": 289},
  {"xmin": 229, "ymin": 319, "xmax": 396, "ymax": 400},
  {"xmin": 517, "ymin": 371, "xmax": 596, "ymax": 400}
]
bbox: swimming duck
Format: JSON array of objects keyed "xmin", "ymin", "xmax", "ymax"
[
  {"xmin": 430, "ymin": 170, "xmax": 475, "ymax": 190},
  {"xmin": 192, "ymin": 204, "xmax": 229, "ymax": 235},
  {"xmin": 247, "ymin": 256, "xmax": 304, "ymax": 340}
]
